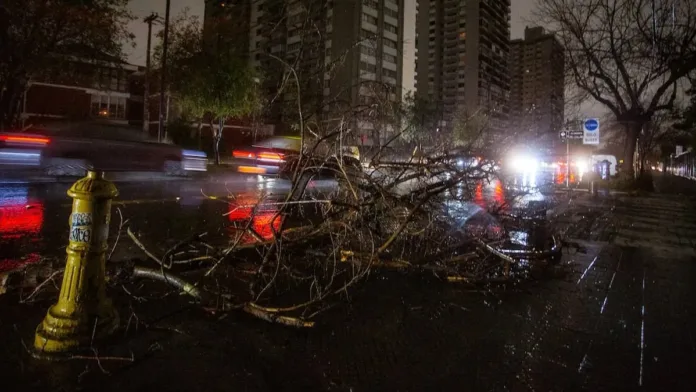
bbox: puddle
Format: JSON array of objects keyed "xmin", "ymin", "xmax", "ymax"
[{"xmin": 227, "ymin": 194, "xmax": 283, "ymax": 243}]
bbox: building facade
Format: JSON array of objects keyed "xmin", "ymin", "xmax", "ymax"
[
  {"xmin": 20, "ymin": 58, "xmax": 143, "ymax": 127},
  {"xmin": 508, "ymin": 26, "xmax": 565, "ymax": 151},
  {"xmin": 205, "ymin": 0, "xmax": 417, "ymax": 146},
  {"xmin": 414, "ymin": 0, "xmax": 510, "ymax": 139}
]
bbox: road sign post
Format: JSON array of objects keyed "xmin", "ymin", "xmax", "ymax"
[
  {"xmin": 583, "ymin": 118, "xmax": 600, "ymax": 145},
  {"xmin": 566, "ymin": 136, "xmax": 570, "ymax": 188},
  {"xmin": 559, "ymin": 128, "xmax": 583, "ymax": 188}
]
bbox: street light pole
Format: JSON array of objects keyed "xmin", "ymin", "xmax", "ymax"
[
  {"xmin": 158, "ymin": 0, "xmax": 171, "ymax": 143},
  {"xmin": 143, "ymin": 12, "xmax": 158, "ymax": 135}
]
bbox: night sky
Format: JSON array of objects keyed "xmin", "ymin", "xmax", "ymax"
[{"xmin": 125, "ymin": 0, "xmax": 534, "ymax": 66}]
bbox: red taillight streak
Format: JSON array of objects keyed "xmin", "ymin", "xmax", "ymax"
[
  {"xmin": 233, "ymin": 150, "xmax": 256, "ymax": 159},
  {"xmin": 0, "ymin": 135, "xmax": 50, "ymax": 145}
]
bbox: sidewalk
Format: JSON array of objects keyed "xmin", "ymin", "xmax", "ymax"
[
  {"xmin": 653, "ymin": 171, "xmax": 696, "ymax": 196},
  {"xmin": 1, "ymin": 190, "xmax": 696, "ymax": 391}
]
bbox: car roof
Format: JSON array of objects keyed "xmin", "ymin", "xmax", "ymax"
[
  {"xmin": 30, "ymin": 122, "xmax": 158, "ymax": 143},
  {"xmin": 253, "ymin": 136, "xmax": 302, "ymax": 151}
]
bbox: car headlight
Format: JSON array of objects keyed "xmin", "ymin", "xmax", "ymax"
[{"xmin": 183, "ymin": 149, "xmax": 207, "ymax": 158}]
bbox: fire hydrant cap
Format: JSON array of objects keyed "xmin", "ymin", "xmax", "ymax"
[{"xmin": 67, "ymin": 171, "xmax": 119, "ymax": 200}]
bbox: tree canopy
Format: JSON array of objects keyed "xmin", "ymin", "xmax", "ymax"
[
  {"xmin": 0, "ymin": 0, "xmax": 134, "ymax": 128},
  {"xmin": 399, "ymin": 93, "xmax": 440, "ymax": 144},
  {"xmin": 158, "ymin": 11, "xmax": 261, "ymax": 163},
  {"xmin": 157, "ymin": 12, "xmax": 261, "ymax": 121},
  {"xmin": 673, "ymin": 83, "xmax": 696, "ymax": 149}
]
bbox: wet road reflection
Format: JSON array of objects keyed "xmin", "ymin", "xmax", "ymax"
[
  {"xmin": 227, "ymin": 194, "xmax": 283, "ymax": 244},
  {"xmin": 0, "ymin": 170, "xmax": 558, "ymax": 274},
  {"xmin": 0, "ymin": 184, "xmax": 45, "ymax": 272},
  {"xmin": 0, "ymin": 187, "xmax": 44, "ymax": 237},
  {"xmin": 0, "ymin": 173, "xmax": 339, "ymax": 273}
]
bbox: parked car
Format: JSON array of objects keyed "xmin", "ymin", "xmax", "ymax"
[
  {"xmin": 230, "ymin": 136, "xmax": 362, "ymax": 178},
  {"xmin": 0, "ymin": 122, "xmax": 207, "ymax": 176}
]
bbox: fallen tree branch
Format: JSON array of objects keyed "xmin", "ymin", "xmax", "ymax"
[
  {"xmin": 132, "ymin": 266, "xmax": 203, "ymax": 300},
  {"xmin": 242, "ymin": 302, "xmax": 315, "ymax": 328}
]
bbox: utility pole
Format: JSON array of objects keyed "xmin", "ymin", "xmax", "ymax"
[
  {"xmin": 158, "ymin": 0, "xmax": 171, "ymax": 143},
  {"xmin": 143, "ymin": 12, "xmax": 158, "ymax": 135},
  {"xmin": 562, "ymin": 118, "xmax": 571, "ymax": 188}
]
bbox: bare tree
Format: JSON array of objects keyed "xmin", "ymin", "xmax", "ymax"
[{"xmin": 534, "ymin": 0, "xmax": 696, "ymax": 177}]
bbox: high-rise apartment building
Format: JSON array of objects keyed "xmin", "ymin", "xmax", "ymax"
[
  {"xmin": 205, "ymin": 0, "xmax": 416, "ymax": 144},
  {"xmin": 509, "ymin": 26, "xmax": 564, "ymax": 150},
  {"xmin": 414, "ymin": 0, "xmax": 510, "ymax": 137}
]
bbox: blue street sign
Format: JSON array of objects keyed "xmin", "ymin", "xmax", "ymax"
[
  {"xmin": 584, "ymin": 118, "xmax": 599, "ymax": 132},
  {"xmin": 583, "ymin": 118, "xmax": 600, "ymax": 145}
]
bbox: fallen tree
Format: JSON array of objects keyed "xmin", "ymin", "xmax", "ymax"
[{"xmin": 115, "ymin": 112, "xmax": 563, "ymax": 327}]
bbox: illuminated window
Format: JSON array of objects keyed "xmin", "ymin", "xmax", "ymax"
[{"xmin": 90, "ymin": 94, "xmax": 126, "ymax": 119}]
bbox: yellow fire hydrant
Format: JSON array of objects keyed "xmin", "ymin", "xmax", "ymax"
[{"xmin": 34, "ymin": 171, "xmax": 119, "ymax": 355}]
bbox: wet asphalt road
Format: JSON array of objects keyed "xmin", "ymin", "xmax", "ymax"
[
  {"xmin": 0, "ymin": 171, "xmax": 347, "ymax": 272},
  {"xmin": 3, "ymin": 179, "xmax": 695, "ymax": 391},
  {"xmin": 0, "ymin": 169, "xmax": 553, "ymax": 273},
  {"xmin": 10, "ymin": 169, "xmax": 677, "ymax": 392}
]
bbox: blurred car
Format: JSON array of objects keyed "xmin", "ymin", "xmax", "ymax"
[
  {"xmin": 0, "ymin": 122, "xmax": 207, "ymax": 176},
  {"xmin": 230, "ymin": 136, "xmax": 361, "ymax": 178}
]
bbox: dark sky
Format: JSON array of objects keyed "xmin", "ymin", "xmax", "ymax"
[
  {"xmin": 125, "ymin": 0, "xmax": 206, "ymax": 66},
  {"xmin": 125, "ymin": 0, "xmax": 534, "ymax": 66}
]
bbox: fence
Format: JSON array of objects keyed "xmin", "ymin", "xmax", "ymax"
[{"xmin": 668, "ymin": 150, "xmax": 696, "ymax": 180}]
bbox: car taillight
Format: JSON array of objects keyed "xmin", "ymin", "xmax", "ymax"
[
  {"xmin": 232, "ymin": 150, "xmax": 256, "ymax": 159},
  {"xmin": 0, "ymin": 135, "xmax": 50, "ymax": 146},
  {"xmin": 257, "ymin": 152, "xmax": 284, "ymax": 163}
]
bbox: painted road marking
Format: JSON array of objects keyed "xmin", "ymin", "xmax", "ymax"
[
  {"xmin": 639, "ymin": 268, "xmax": 646, "ymax": 387},
  {"xmin": 576, "ymin": 256, "xmax": 598, "ymax": 285}
]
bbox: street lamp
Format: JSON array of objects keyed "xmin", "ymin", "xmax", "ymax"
[{"xmin": 158, "ymin": 0, "xmax": 171, "ymax": 143}]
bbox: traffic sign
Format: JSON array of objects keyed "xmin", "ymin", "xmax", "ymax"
[
  {"xmin": 583, "ymin": 118, "xmax": 599, "ymax": 145},
  {"xmin": 560, "ymin": 130, "xmax": 583, "ymax": 139},
  {"xmin": 584, "ymin": 118, "xmax": 599, "ymax": 131}
]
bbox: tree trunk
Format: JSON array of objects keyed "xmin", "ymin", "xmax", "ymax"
[
  {"xmin": 213, "ymin": 117, "xmax": 225, "ymax": 165},
  {"xmin": 0, "ymin": 79, "xmax": 22, "ymax": 130},
  {"xmin": 209, "ymin": 119, "xmax": 218, "ymax": 165},
  {"xmin": 623, "ymin": 123, "xmax": 642, "ymax": 178},
  {"xmin": 197, "ymin": 120, "xmax": 203, "ymax": 151}
]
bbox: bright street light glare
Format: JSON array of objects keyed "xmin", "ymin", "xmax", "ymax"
[
  {"xmin": 510, "ymin": 156, "xmax": 538, "ymax": 173},
  {"xmin": 575, "ymin": 159, "xmax": 588, "ymax": 175}
]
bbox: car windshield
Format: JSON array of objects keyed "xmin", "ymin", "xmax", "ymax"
[{"xmin": 254, "ymin": 136, "xmax": 301, "ymax": 151}]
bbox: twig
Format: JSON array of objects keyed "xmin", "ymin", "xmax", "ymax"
[
  {"xmin": 223, "ymin": 199, "xmax": 332, "ymax": 217},
  {"xmin": 108, "ymin": 208, "xmax": 126, "ymax": 261},
  {"xmin": 477, "ymin": 239, "xmax": 516, "ymax": 264},
  {"xmin": 70, "ymin": 353, "xmax": 135, "ymax": 362},
  {"xmin": 171, "ymin": 255, "xmax": 216, "ymax": 265},
  {"xmin": 127, "ymin": 228, "xmax": 164, "ymax": 267},
  {"xmin": 20, "ymin": 269, "xmax": 64, "ymax": 303}
]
